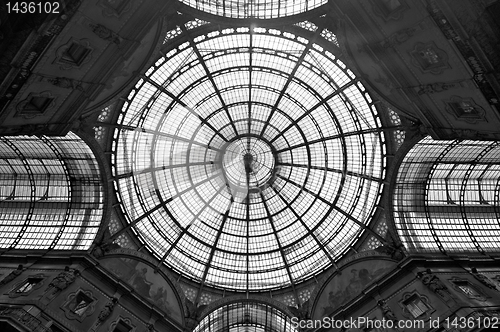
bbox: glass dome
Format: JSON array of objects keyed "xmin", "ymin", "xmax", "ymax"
[
  {"xmin": 179, "ymin": 0, "xmax": 327, "ymax": 19},
  {"xmin": 112, "ymin": 26, "xmax": 386, "ymax": 291}
]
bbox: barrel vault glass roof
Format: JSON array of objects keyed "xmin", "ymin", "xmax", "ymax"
[
  {"xmin": 193, "ymin": 302, "xmax": 295, "ymax": 332},
  {"xmin": 112, "ymin": 25, "xmax": 387, "ymax": 292}
]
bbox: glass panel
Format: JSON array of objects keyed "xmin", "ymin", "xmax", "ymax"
[
  {"xmin": 394, "ymin": 137, "xmax": 500, "ymax": 254},
  {"xmin": 0, "ymin": 133, "xmax": 103, "ymax": 250}
]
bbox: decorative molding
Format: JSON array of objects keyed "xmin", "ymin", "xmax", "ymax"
[
  {"xmin": 380, "ymin": 22, "xmax": 425, "ymax": 49},
  {"xmin": 444, "ymin": 96, "xmax": 486, "ymax": 123},
  {"xmin": 108, "ymin": 316, "xmax": 136, "ymax": 332},
  {"xmin": 15, "ymin": 91, "xmax": 56, "ymax": 119},
  {"xmin": 0, "ymin": 1, "xmax": 81, "ymax": 107},
  {"xmin": 39, "ymin": 267, "xmax": 81, "ymax": 305},
  {"xmin": 313, "ymin": 251, "xmax": 393, "ymax": 292},
  {"xmin": 54, "ymin": 38, "xmax": 93, "ymax": 70},
  {"xmin": 449, "ymin": 277, "xmax": 488, "ymax": 301},
  {"xmin": 0, "ymin": 265, "xmax": 23, "ymax": 286},
  {"xmin": 184, "ymin": 299, "xmax": 206, "ymax": 330},
  {"xmin": 470, "ymin": 268, "xmax": 500, "ymax": 292},
  {"xmin": 97, "ymin": 0, "xmax": 132, "ymax": 18},
  {"xmin": 62, "ymin": 289, "xmax": 98, "ymax": 322},
  {"xmin": 416, "ymin": 81, "xmax": 465, "ymax": 95},
  {"xmin": 377, "ymin": 299, "xmax": 398, "ymax": 321},
  {"xmin": 0, "ymin": 306, "xmax": 51, "ymax": 332},
  {"xmin": 47, "ymin": 267, "xmax": 80, "ymax": 294},
  {"xmin": 101, "ymin": 248, "xmax": 187, "ymax": 318},
  {"xmin": 398, "ymin": 290, "xmax": 434, "ymax": 319},
  {"xmin": 410, "ymin": 42, "xmax": 450, "ymax": 74},
  {"xmin": 98, "ymin": 298, "xmax": 118, "ymax": 322},
  {"xmin": 310, "ymin": 251, "xmax": 395, "ymax": 312},
  {"xmin": 8, "ymin": 273, "xmax": 45, "ymax": 298},
  {"xmin": 427, "ymin": 0, "xmax": 499, "ymax": 105},
  {"xmin": 416, "ymin": 270, "xmax": 455, "ymax": 303},
  {"xmin": 451, "ymin": 128, "xmax": 488, "ymax": 140},
  {"xmin": 370, "ymin": 0, "xmax": 410, "ymax": 21},
  {"xmin": 90, "ymin": 23, "xmax": 122, "ymax": 45},
  {"xmin": 35, "ymin": 73, "xmax": 87, "ymax": 91},
  {"xmin": 89, "ymin": 297, "xmax": 118, "ymax": 332}
]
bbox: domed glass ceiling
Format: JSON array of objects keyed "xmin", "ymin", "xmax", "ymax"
[
  {"xmin": 179, "ymin": 0, "xmax": 327, "ymax": 19},
  {"xmin": 112, "ymin": 26, "xmax": 386, "ymax": 291}
]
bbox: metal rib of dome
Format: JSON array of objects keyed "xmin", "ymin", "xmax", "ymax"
[{"xmin": 112, "ymin": 26, "xmax": 386, "ymax": 291}]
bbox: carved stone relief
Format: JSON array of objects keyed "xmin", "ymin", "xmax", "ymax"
[
  {"xmin": 416, "ymin": 270, "xmax": 456, "ymax": 304},
  {"xmin": 15, "ymin": 91, "xmax": 56, "ymax": 119},
  {"xmin": 377, "ymin": 299, "xmax": 398, "ymax": 321},
  {"xmin": 416, "ymin": 81, "xmax": 465, "ymax": 95},
  {"xmin": 0, "ymin": 265, "xmax": 23, "ymax": 286},
  {"xmin": 90, "ymin": 23, "xmax": 121, "ymax": 44},
  {"xmin": 53, "ymin": 38, "xmax": 93, "ymax": 70},
  {"xmin": 445, "ymin": 96, "xmax": 486, "ymax": 123},
  {"xmin": 471, "ymin": 268, "xmax": 500, "ymax": 292},
  {"xmin": 410, "ymin": 42, "xmax": 450, "ymax": 74},
  {"xmin": 380, "ymin": 22, "xmax": 425, "ymax": 49}
]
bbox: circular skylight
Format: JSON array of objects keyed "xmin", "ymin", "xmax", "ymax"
[
  {"xmin": 179, "ymin": 0, "xmax": 327, "ymax": 19},
  {"xmin": 112, "ymin": 26, "xmax": 386, "ymax": 291}
]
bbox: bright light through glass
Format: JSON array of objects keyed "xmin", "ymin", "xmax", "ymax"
[
  {"xmin": 113, "ymin": 26, "xmax": 386, "ymax": 291},
  {"xmin": 180, "ymin": 0, "xmax": 327, "ymax": 19}
]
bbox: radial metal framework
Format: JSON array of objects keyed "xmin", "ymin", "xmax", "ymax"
[
  {"xmin": 112, "ymin": 25, "xmax": 387, "ymax": 292},
  {"xmin": 0, "ymin": 133, "xmax": 103, "ymax": 250},
  {"xmin": 394, "ymin": 137, "xmax": 500, "ymax": 254}
]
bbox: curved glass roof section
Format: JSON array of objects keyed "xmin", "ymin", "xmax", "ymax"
[
  {"xmin": 193, "ymin": 302, "xmax": 296, "ymax": 332},
  {"xmin": 394, "ymin": 137, "xmax": 500, "ymax": 254},
  {"xmin": 0, "ymin": 133, "xmax": 103, "ymax": 250},
  {"xmin": 112, "ymin": 26, "xmax": 386, "ymax": 291},
  {"xmin": 180, "ymin": 0, "xmax": 327, "ymax": 19}
]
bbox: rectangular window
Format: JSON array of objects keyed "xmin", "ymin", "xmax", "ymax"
[
  {"xmin": 113, "ymin": 320, "xmax": 133, "ymax": 332},
  {"xmin": 456, "ymin": 282, "xmax": 481, "ymax": 297},
  {"xmin": 16, "ymin": 277, "xmax": 43, "ymax": 293},
  {"xmin": 72, "ymin": 292, "xmax": 93, "ymax": 316},
  {"xmin": 404, "ymin": 294, "xmax": 430, "ymax": 318}
]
